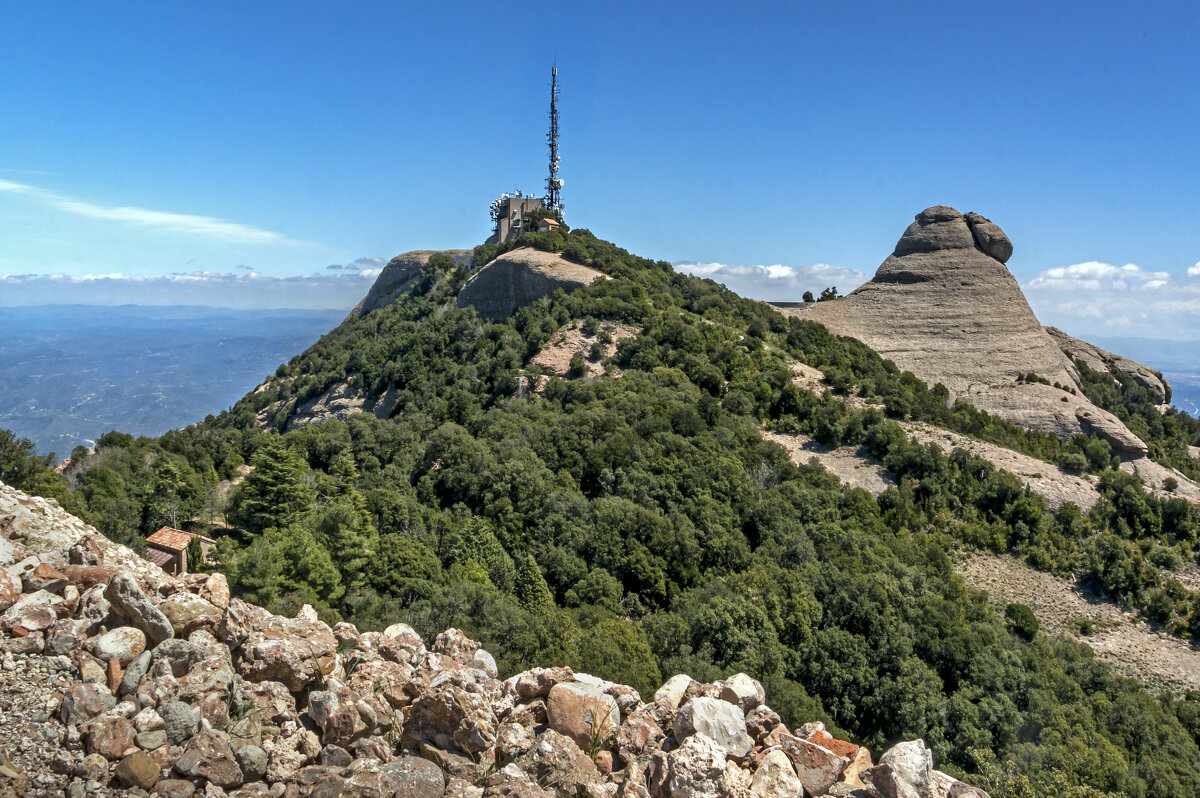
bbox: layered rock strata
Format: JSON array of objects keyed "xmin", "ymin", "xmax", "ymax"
[
  {"xmin": 778, "ymin": 206, "xmax": 1150, "ymax": 455},
  {"xmin": 0, "ymin": 479, "xmax": 988, "ymax": 797},
  {"xmin": 457, "ymin": 248, "xmax": 606, "ymax": 321}
]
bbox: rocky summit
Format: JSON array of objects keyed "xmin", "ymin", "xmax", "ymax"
[
  {"xmin": 778, "ymin": 205, "xmax": 1151, "ymax": 455},
  {"xmin": 346, "ymin": 250, "xmax": 474, "ymax": 321},
  {"xmin": 0, "ymin": 479, "xmax": 989, "ymax": 797}
]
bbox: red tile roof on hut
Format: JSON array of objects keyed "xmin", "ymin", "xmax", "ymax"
[
  {"xmin": 145, "ymin": 526, "xmax": 216, "ymax": 575},
  {"xmin": 146, "ymin": 527, "xmax": 193, "ymax": 551}
]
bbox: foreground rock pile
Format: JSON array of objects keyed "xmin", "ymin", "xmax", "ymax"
[{"xmin": 0, "ymin": 481, "xmax": 987, "ymax": 798}]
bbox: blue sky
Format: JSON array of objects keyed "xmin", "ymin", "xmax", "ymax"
[{"xmin": 2, "ymin": 2, "xmax": 1199, "ymax": 337}]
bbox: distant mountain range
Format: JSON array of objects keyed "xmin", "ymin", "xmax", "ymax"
[
  {"xmin": 0, "ymin": 302, "xmax": 1196, "ymax": 460},
  {"xmin": 0, "ymin": 304, "xmax": 345, "ymax": 456}
]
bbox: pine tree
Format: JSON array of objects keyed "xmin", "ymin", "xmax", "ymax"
[
  {"xmin": 233, "ymin": 439, "xmax": 313, "ymax": 534},
  {"xmin": 515, "ymin": 553, "xmax": 556, "ymax": 616}
]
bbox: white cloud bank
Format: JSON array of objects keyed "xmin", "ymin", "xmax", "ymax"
[
  {"xmin": 673, "ymin": 261, "xmax": 868, "ymax": 302},
  {"xmin": 0, "ymin": 266, "xmax": 383, "ymax": 310},
  {"xmin": 1023, "ymin": 261, "xmax": 1200, "ymax": 340},
  {"xmin": 0, "ymin": 178, "xmax": 297, "ymax": 244}
]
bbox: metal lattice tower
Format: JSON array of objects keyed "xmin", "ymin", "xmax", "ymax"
[{"xmin": 546, "ymin": 64, "xmax": 562, "ymax": 215}]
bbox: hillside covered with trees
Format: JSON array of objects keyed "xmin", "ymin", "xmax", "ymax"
[{"xmin": 5, "ymin": 226, "xmax": 1200, "ymax": 796}]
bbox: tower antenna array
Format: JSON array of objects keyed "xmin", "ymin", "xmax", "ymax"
[{"xmin": 546, "ymin": 63, "xmax": 562, "ymax": 215}]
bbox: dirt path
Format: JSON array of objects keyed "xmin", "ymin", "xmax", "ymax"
[{"xmin": 957, "ymin": 553, "xmax": 1200, "ymax": 694}]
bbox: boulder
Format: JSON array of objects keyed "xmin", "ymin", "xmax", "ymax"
[
  {"xmin": 405, "ymin": 677, "xmax": 499, "ymax": 758},
  {"xmin": 0, "ymin": 569, "xmax": 21, "ymax": 612},
  {"xmin": 115, "ymin": 750, "xmax": 161, "ymax": 789},
  {"xmin": 236, "ymin": 606, "xmax": 337, "ymax": 692},
  {"xmin": 433, "ymin": 627, "xmax": 480, "ymax": 664},
  {"xmin": 546, "ymin": 681, "xmax": 620, "ymax": 751},
  {"xmin": 879, "ymin": 739, "xmax": 933, "ymax": 798},
  {"xmin": 674, "ymin": 697, "xmax": 752, "ymax": 758},
  {"xmin": 60, "ymin": 682, "xmax": 116, "ymax": 725},
  {"xmin": 152, "ymin": 637, "xmax": 208, "ymax": 677},
  {"xmin": 201, "ymin": 573, "xmax": 231, "ymax": 610},
  {"xmin": 777, "ymin": 733, "xmax": 849, "ymax": 796},
  {"xmin": 750, "ymin": 749, "xmax": 803, "ymax": 798},
  {"xmin": 514, "ymin": 728, "xmax": 599, "ymax": 793},
  {"xmin": 508, "ymin": 666, "xmax": 575, "ymax": 700},
  {"xmin": 616, "ymin": 704, "xmax": 665, "ymax": 765},
  {"xmin": 86, "ymin": 716, "xmax": 135, "ymax": 759},
  {"xmin": 174, "ymin": 730, "xmax": 244, "ymax": 788},
  {"xmin": 664, "ymin": 733, "xmax": 739, "ymax": 798},
  {"xmin": 964, "ymin": 212, "xmax": 1013, "ymax": 263},
  {"xmin": 120, "ymin": 650, "xmax": 152, "ymax": 696},
  {"xmin": 718, "ymin": 672, "xmax": 765, "ymax": 713},
  {"xmin": 159, "ymin": 699, "xmax": 199, "ymax": 744},
  {"xmin": 235, "ymin": 744, "xmax": 268, "ymax": 783},
  {"xmin": 160, "ymin": 593, "xmax": 223, "ymax": 636},
  {"xmin": 654, "ymin": 674, "xmax": 695, "ymax": 711},
  {"xmin": 104, "ymin": 573, "xmax": 174, "ymax": 645},
  {"xmin": 472, "ymin": 648, "xmax": 499, "ymax": 678},
  {"xmin": 932, "ymin": 769, "xmax": 991, "ymax": 798},
  {"xmin": 863, "ymin": 762, "xmax": 922, "ymax": 798},
  {"xmin": 94, "ymin": 626, "xmax": 146, "ymax": 666},
  {"xmin": 23, "ymin": 562, "xmax": 68, "ymax": 593}
]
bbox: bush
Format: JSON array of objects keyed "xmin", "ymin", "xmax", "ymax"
[{"xmin": 1005, "ymin": 603, "xmax": 1039, "ymax": 640}]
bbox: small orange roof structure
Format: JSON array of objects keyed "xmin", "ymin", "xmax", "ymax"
[
  {"xmin": 146, "ymin": 527, "xmax": 194, "ymax": 551},
  {"xmin": 536, "ymin": 217, "xmax": 561, "ymax": 230},
  {"xmin": 146, "ymin": 548, "xmax": 175, "ymax": 567}
]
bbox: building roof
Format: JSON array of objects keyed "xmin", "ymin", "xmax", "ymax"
[
  {"xmin": 538, "ymin": 218, "xmax": 561, "ymax": 228},
  {"xmin": 145, "ymin": 548, "xmax": 174, "ymax": 567},
  {"xmin": 146, "ymin": 527, "xmax": 194, "ymax": 551}
]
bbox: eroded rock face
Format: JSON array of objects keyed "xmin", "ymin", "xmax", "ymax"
[
  {"xmin": 457, "ymin": 248, "xmax": 606, "ymax": 321},
  {"xmin": 780, "ymin": 205, "xmax": 1151, "ymax": 456},
  {"xmin": 348, "ymin": 249, "xmax": 474, "ymax": 319},
  {"xmin": 1047, "ymin": 325, "xmax": 1172, "ymax": 405}
]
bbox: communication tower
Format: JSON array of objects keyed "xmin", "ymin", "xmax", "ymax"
[{"xmin": 546, "ymin": 64, "xmax": 563, "ymax": 215}]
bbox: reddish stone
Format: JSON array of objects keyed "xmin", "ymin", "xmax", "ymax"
[
  {"xmin": 61, "ymin": 565, "xmax": 119, "ymax": 590},
  {"xmin": 806, "ymin": 729, "xmax": 861, "ymax": 760}
]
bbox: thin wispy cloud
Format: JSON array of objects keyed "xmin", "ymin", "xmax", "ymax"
[
  {"xmin": 0, "ymin": 269, "xmax": 383, "ymax": 310},
  {"xmin": 0, "ymin": 178, "xmax": 298, "ymax": 245},
  {"xmin": 674, "ymin": 261, "xmax": 868, "ymax": 302}
]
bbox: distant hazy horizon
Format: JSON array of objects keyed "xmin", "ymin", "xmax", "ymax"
[{"xmin": 1, "ymin": 302, "xmax": 1195, "ymax": 458}]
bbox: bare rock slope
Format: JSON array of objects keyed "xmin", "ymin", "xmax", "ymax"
[
  {"xmin": 346, "ymin": 249, "xmax": 473, "ymax": 320},
  {"xmin": 777, "ymin": 206, "xmax": 1150, "ymax": 455},
  {"xmin": 457, "ymin": 248, "xmax": 606, "ymax": 321},
  {"xmin": 0, "ymin": 479, "xmax": 987, "ymax": 797},
  {"xmin": 1046, "ymin": 325, "xmax": 1172, "ymax": 406}
]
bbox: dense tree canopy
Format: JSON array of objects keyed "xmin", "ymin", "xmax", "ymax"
[{"xmin": 7, "ymin": 227, "xmax": 1200, "ymax": 795}]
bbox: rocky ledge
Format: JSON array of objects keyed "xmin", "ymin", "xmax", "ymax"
[{"xmin": 0, "ymin": 480, "xmax": 985, "ymax": 798}]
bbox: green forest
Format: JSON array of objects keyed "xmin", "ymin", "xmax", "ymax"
[{"xmin": 5, "ymin": 227, "xmax": 1200, "ymax": 796}]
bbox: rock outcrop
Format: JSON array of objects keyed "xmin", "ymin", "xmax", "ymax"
[
  {"xmin": 777, "ymin": 206, "xmax": 1151, "ymax": 456},
  {"xmin": 346, "ymin": 249, "xmax": 473, "ymax": 320},
  {"xmin": 1046, "ymin": 326, "xmax": 1172, "ymax": 406},
  {"xmin": 0, "ymin": 478, "xmax": 989, "ymax": 797},
  {"xmin": 457, "ymin": 248, "xmax": 606, "ymax": 321}
]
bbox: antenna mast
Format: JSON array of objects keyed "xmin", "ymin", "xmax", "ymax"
[{"xmin": 546, "ymin": 63, "xmax": 562, "ymax": 215}]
